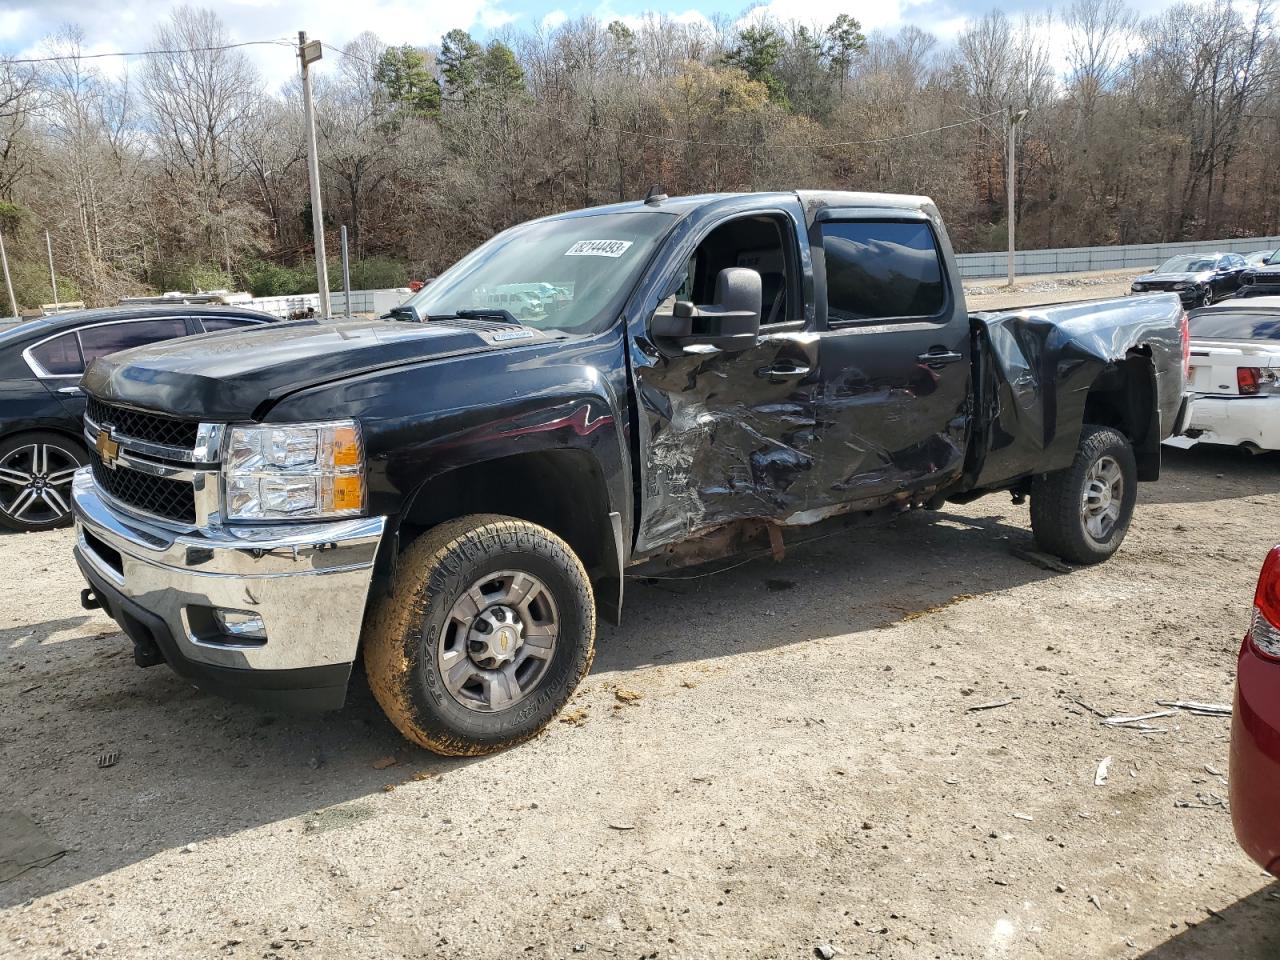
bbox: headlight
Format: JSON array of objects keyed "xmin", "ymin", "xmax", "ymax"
[
  {"xmin": 222, "ymin": 420, "xmax": 366, "ymax": 521},
  {"xmin": 1172, "ymin": 282, "xmax": 1189, "ymax": 290},
  {"xmin": 1131, "ymin": 283, "xmax": 1145, "ymax": 292}
]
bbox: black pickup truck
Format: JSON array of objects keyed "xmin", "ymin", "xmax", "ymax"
[{"xmin": 70, "ymin": 191, "xmax": 1192, "ymax": 755}]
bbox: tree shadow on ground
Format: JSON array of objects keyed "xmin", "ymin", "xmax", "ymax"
[{"xmin": 1138, "ymin": 881, "xmax": 1280, "ymax": 960}]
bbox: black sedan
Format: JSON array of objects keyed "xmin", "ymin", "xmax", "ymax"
[
  {"xmin": 1130, "ymin": 252, "xmax": 1249, "ymax": 307},
  {"xmin": 0, "ymin": 305, "xmax": 276, "ymax": 532}
]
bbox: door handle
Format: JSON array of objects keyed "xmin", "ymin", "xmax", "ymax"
[
  {"xmin": 916, "ymin": 350, "xmax": 964, "ymax": 369},
  {"xmin": 57, "ymin": 385, "xmax": 83, "ymax": 395},
  {"xmin": 756, "ymin": 361, "xmax": 811, "ymax": 381}
]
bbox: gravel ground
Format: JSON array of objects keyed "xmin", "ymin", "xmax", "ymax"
[
  {"xmin": 1, "ymin": 444, "xmax": 1278, "ymax": 959},
  {"xmin": 965, "ymin": 269, "xmax": 1136, "ymax": 312}
]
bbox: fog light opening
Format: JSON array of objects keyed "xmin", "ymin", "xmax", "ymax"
[{"xmin": 213, "ymin": 608, "xmax": 267, "ymax": 641}]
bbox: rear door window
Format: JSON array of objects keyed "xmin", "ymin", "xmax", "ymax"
[
  {"xmin": 821, "ymin": 220, "xmax": 946, "ymax": 322},
  {"xmin": 1189, "ymin": 311, "xmax": 1280, "ymax": 341},
  {"xmin": 200, "ymin": 317, "xmax": 260, "ymax": 332},
  {"xmin": 78, "ymin": 318, "xmax": 191, "ymax": 366},
  {"xmin": 28, "ymin": 332, "xmax": 85, "ymax": 376}
]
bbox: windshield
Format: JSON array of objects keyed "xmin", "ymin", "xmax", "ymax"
[
  {"xmin": 403, "ymin": 210, "xmax": 676, "ymax": 335},
  {"xmin": 1157, "ymin": 256, "xmax": 1215, "ymax": 274}
]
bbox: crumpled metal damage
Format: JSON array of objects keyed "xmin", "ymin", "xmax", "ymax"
[{"xmin": 971, "ymin": 294, "xmax": 1187, "ymax": 489}]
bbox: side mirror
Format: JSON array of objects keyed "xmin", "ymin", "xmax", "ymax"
[{"xmin": 651, "ymin": 267, "xmax": 762, "ymax": 354}]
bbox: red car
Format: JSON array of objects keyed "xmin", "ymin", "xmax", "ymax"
[{"xmin": 1231, "ymin": 545, "xmax": 1280, "ymax": 873}]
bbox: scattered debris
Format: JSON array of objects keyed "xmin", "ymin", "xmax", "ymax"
[
  {"xmin": 372, "ymin": 756, "xmax": 398, "ymax": 770},
  {"xmin": 558, "ymin": 708, "xmax": 589, "ymax": 727},
  {"xmin": 1095, "ymin": 757, "xmax": 1112, "ymax": 786},
  {"xmin": 1205, "ymin": 764, "xmax": 1223, "ymax": 777},
  {"xmin": 96, "ymin": 751, "xmax": 119, "ymax": 769},
  {"xmin": 614, "ymin": 688, "xmax": 643, "ymax": 705},
  {"xmin": 181, "ymin": 843, "xmax": 196, "ymax": 853},
  {"xmin": 680, "ymin": 680, "xmax": 699, "ymax": 689},
  {"xmin": 1157, "ymin": 700, "xmax": 1231, "ymax": 717},
  {"xmin": 1088, "ymin": 894, "xmax": 1102, "ymax": 911},
  {"xmin": 1011, "ymin": 812, "xmax": 1034, "ymax": 822},
  {"xmin": 814, "ymin": 944, "xmax": 843, "ymax": 959},
  {"xmin": 1101, "ymin": 710, "xmax": 1175, "ymax": 726},
  {"xmin": 967, "ymin": 698, "xmax": 1015, "ymax": 712},
  {"xmin": 19, "ymin": 684, "xmax": 40, "ymax": 695},
  {"xmin": 1010, "ymin": 546, "xmax": 1074, "ymax": 573},
  {"xmin": 607, "ymin": 823, "xmax": 636, "ymax": 831},
  {"xmin": 382, "ymin": 784, "xmax": 396, "ymax": 793},
  {"xmin": 0, "ymin": 811, "xmax": 67, "ymax": 882},
  {"xmin": 1068, "ymin": 697, "xmax": 1109, "ymax": 718},
  {"xmin": 1175, "ymin": 792, "xmax": 1228, "ymax": 811}
]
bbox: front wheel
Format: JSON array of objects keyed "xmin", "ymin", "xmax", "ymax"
[
  {"xmin": 0, "ymin": 432, "xmax": 87, "ymax": 533},
  {"xmin": 1030, "ymin": 425, "xmax": 1137, "ymax": 565},
  {"xmin": 364, "ymin": 514, "xmax": 596, "ymax": 755}
]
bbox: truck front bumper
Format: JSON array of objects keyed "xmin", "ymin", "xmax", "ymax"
[{"xmin": 71, "ymin": 468, "xmax": 385, "ymax": 712}]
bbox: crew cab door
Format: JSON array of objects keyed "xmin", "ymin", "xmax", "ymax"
[
  {"xmin": 629, "ymin": 206, "xmax": 818, "ymax": 553},
  {"xmin": 807, "ymin": 210, "xmax": 971, "ymax": 506}
]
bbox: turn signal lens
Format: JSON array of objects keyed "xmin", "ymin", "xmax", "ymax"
[
  {"xmin": 1250, "ymin": 547, "xmax": 1280, "ymax": 660},
  {"xmin": 1239, "ymin": 367, "xmax": 1262, "ymax": 395}
]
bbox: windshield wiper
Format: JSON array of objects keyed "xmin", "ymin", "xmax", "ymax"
[{"xmin": 453, "ymin": 307, "xmax": 523, "ymax": 326}]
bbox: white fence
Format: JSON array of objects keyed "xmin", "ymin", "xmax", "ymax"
[
  {"xmin": 956, "ymin": 236, "xmax": 1280, "ymax": 279},
  {"xmin": 246, "ymin": 287, "xmax": 414, "ymax": 318}
]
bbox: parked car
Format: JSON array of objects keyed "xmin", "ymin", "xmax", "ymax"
[
  {"xmin": 1244, "ymin": 250, "xmax": 1277, "ymax": 267},
  {"xmin": 1230, "ymin": 545, "xmax": 1280, "ymax": 875},
  {"xmin": 0, "ymin": 305, "xmax": 276, "ymax": 532},
  {"xmin": 1235, "ymin": 254, "xmax": 1280, "ymax": 298},
  {"xmin": 1164, "ymin": 296, "xmax": 1280, "ymax": 453},
  {"xmin": 1131, "ymin": 252, "xmax": 1250, "ymax": 306},
  {"xmin": 70, "ymin": 191, "xmax": 1191, "ymax": 754}
]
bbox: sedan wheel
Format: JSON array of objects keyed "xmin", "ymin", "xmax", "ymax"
[{"xmin": 0, "ymin": 434, "xmax": 86, "ymax": 532}]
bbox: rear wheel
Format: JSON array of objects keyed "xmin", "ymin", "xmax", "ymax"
[
  {"xmin": 0, "ymin": 432, "xmax": 86, "ymax": 532},
  {"xmin": 364, "ymin": 514, "xmax": 595, "ymax": 755},
  {"xmin": 1030, "ymin": 425, "xmax": 1137, "ymax": 565}
]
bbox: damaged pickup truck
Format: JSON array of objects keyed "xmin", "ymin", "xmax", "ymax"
[{"xmin": 71, "ymin": 191, "xmax": 1192, "ymax": 754}]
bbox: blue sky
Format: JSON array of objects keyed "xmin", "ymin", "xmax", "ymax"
[{"xmin": 1, "ymin": 0, "xmax": 1182, "ymax": 91}]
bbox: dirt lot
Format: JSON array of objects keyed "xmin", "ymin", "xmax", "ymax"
[{"xmin": 2, "ymin": 445, "xmax": 1278, "ymax": 960}]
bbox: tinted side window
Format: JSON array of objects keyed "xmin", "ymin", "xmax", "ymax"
[
  {"xmin": 201, "ymin": 317, "xmax": 259, "ymax": 332},
  {"xmin": 821, "ymin": 221, "xmax": 945, "ymax": 322},
  {"xmin": 78, "ymin": 318, "xmax": 191, "ymax": 366},
  {"xmin": 28, "ymin": 332, "xmax": 85, "ymax": 375}
]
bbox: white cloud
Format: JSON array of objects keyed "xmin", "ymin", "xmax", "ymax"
[
  {"xmin": 541, "ymin": 9, "xmax": 569, "ymax": 30},
  {"xmin": 1, "ymin": 0, "xmax": 521, "ymax": 94}
]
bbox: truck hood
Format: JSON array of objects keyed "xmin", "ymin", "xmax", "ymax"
[{"xmin": 82, "ymin": 317, "xmax": 553, "ymax": 421}]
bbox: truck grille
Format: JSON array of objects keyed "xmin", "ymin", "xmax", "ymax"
[
  {"xmin": 86, "ymin": 397, "xmax": 199, "ymax": 450},
  {"xmin": 90, "ymin": 456, "xmax": 197, "ymax": 525}
]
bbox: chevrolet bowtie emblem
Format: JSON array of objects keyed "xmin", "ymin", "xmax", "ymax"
[{"xmin": 95, "ymin": 429, "xmax": 120, "ymax": 469}]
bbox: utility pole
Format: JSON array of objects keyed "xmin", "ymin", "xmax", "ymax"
[
  {"xmin": 340, "ymin": 224, "xmax": 352, "ymax": 318},
  {"xmin": 299, "ymin": 31, "xmax": 331, "ymax": 316},
  {"xmin": 0, "ymin": 229, "xmax": 16, "ymax": 318},
  {"xmin": 45, "ymin": 230, "xmax": 60, "ymax": 309},
  {"xmin": 1006, "ymin": 108, "xmax": 1030, "ymax": 288}
]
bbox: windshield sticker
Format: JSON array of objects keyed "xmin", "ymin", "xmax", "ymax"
[{"xmin": 565, "ymin": 240, "xmax": 633, "ymax": 258}]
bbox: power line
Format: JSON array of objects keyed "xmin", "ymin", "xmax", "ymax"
[
  {"xmin": 322, "ymin": 41, "xmax": 1002, "ymax": 151},
  {"xmin": 3, "ymin": 39, "xmax": 296, "ymax": 65}
]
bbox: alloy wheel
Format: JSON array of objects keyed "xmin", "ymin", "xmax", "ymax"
[
  {"xmin": 1080, "ymin": 454, "xmax": 1124, "ymax": 542},
  {"xmin": 0, "ymin": 443, "xmax": 81, "ymax": 527},
  {"xmin": 437, "ymin": 569, "xmax": 560, "ymax": 712}
]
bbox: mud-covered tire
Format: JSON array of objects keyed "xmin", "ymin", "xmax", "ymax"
[
  {"xmin": 1030, "ymin": 425, "xmax": 1137, "ymax": 565},
  {"xmin": 364, "ymin": 514, "xmax": 595, "ymax": 755}
]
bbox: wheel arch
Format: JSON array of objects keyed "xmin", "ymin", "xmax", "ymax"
[
  {"xmin": 1080, "ymin": 348, "xmax": 1160, "ymax": 481},
  {"xmin": 389, "ymin": 448, "xmax": 625, "ymax": 625}
]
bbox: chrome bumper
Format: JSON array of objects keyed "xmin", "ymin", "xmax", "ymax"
[{"xmin": 71, "ymin": 468, "xmax": 385, "ymax": 673}]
